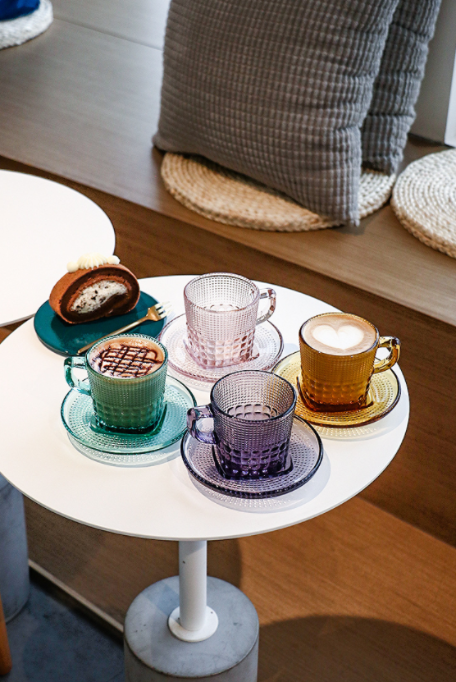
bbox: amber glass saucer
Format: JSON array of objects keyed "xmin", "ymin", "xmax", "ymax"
[{"xmin": 272, "ymin": 351, "xmax": 400, "ymax": 428}]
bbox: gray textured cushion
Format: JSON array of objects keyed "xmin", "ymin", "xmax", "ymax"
[
  {"xmin": 154, "ymin": 0, "xmax": 400, "ymax": 226},
  {"xmin": 362, "ymin": 0, "xmax": 442, "ymax": 174}
]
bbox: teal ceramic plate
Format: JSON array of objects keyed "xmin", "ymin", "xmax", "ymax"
[
  {"xmin": 61, "ymin": 376, "xmax": 196, "ymax": 466},
  {"xmin": 34, "ymin": 292, "xmax": 165, "ymax": 356}
]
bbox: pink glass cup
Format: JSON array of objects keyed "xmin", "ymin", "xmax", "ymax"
[{"xmin": 184, "ymin": 273, "xmax": 276, "ymax": 368}]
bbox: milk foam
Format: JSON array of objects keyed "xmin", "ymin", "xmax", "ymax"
[
  {"xmin": 312, "ymin": 324, "xmax": 364, "ymax": 350},
  {"xmin": 89, "ymin": 336, "xmax": 165, "ymax": 377},
  {"xmin": 302, "ymin": 314, "xmax": 376, "ymax": 355}
]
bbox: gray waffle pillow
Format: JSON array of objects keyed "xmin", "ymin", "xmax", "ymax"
[
  {"xmin": 362, "ymin": 0, "xmax": 442, "ymax": 174},
  {"xmin": 154, "ymin": 0, "xmax": 401, "ymax": 226}
]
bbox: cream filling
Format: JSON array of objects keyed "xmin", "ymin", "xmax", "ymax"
[
  {"xmin": 67, "ymin": 253, "xmax": 120, "ymax": 272},
  {"xmin": 71, "ymin": 281, "xmax": 127, "ymax": 314}
]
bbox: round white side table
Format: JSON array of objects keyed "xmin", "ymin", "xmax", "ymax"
[
  {"xmin": 0, "ymin": 276, "xmax": 409, "ymax": 680},
  {"xmin": 0, "ymin": 171, "xmax": 115, "ymax": 326}
]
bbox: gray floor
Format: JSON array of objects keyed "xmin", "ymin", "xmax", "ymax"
[{"xmin": 4, "ymin": 577, "xmax": 124, "ymax": 682}]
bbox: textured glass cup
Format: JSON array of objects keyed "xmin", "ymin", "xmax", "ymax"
[
  {"xmin": 64, "ymin": 334, "xmax": 168, "ymax": 433},
  {"xmin": 187, "ymin": 370, "xmax": 297, "ymax": 479},
  {"xmin": 184, "ymin": 273, "xmax": 276, "ymax": 368},
  {"xmin": 299, "ymin": 313, "xmax": 400, "ymax": 412}
]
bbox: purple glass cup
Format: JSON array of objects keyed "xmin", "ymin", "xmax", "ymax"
[{"xmin": 187, "ymin": 371, "xmax": 297, "ymax": 479}]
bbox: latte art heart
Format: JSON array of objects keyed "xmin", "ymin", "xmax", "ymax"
[
  {"xmin": 312, "ymin": 324, "xmax": 365, "ymax": 350},
  {"xmin": 302, "ymin": 313, "xmax": 377, "ymax": 356}
]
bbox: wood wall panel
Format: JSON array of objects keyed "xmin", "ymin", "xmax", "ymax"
[
  {"xmin": 2, "ymin": 156, "xmax": 455, "ymax": 547},
  {"xmin": 185, "ymin": 188, "xmax": 456, "ymax": 327}
]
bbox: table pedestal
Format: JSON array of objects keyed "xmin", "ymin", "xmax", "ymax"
[
  {"xmin": 124, "ymin": 542, "xmax": 259, "ymax": 681},
  {"xmin": 168, "ymin": 540, "xmax": 219, "ymax": 642}
]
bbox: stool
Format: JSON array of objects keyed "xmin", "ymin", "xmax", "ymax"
[
  {"xmin": 0, "ymin": 593, "xmax": 12, "ymax": 675},
  {"xmin": 0, "ymin": 475, "xmax": 29, "ymax": 621}
]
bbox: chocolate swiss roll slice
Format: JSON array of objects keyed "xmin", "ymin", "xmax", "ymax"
[{"xmin": 49, "ymin": 262, "xmax": 140, "ymax": 324}]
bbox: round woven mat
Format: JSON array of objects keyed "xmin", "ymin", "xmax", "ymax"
[
  {"xmin": 392, "ymin": 149, "xmax": 456, "ymax": 258},
  {"xmin": 161, "ymin": 153, "xmax": 396, "ymax": 232},
  {"xmin": 0, "ymin": 0, "xmax": 53, "ymax": 50}
]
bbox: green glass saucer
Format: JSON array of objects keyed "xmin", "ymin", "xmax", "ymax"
[
  {"xmin": 61, "ymin": 376, "xmax": 196, "ymax": 466},
  {"xmin": 34, "ymin": 291, "xmax": 165, "ymax": 356}
]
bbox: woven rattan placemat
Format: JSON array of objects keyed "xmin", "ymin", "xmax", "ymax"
[
  {"xmin": 392, "ymin": 149, "xmax": 456, "ymax": 259},
  {"xmin": 161, "ymin": 153, "xmax": 396, "ymax": 232}
]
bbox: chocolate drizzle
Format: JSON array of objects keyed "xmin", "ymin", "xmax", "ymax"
[{"xmin": 92, "ymin": 343, "xmax": 163, "ymax": 377}]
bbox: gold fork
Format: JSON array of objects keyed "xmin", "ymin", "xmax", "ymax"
[{"xmin": 77, "ymin": 302, "xmax": 172, "ymax": 354}]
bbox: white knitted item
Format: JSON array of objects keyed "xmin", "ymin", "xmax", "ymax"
[
  {"xmin": 392, "ymin": 149, "xmax": 456, "ymax": 259},
  {"xmin": 0, "ymin": 0, "xmax": 53, "ymax": 50},
  {"xmin": 161, "ymin": 153, "xmax": 395, "ymax": 232}
]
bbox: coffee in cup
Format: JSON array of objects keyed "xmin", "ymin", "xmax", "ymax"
[
  {"xmin": 64, "ymin": 334, "xmax": 168, "ymax": 432},
  {"xmin": 89, "ymin": 336, "xmax": 165, "ymax": 378},
  {"xmin": 302, "ymin": 314, "xmax": 377, "ymax": 356},
  {"xmin": 299, "ymin": 313, "xmax": 400, "ymax": 412}
]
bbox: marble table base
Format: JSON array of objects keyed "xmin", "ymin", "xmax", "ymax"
[{"xmin": 124, "ymin": 576, "xmax": 259, "ymax": 681}]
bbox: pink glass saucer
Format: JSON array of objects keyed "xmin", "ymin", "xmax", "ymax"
[{"xmin": 158, "ymin": 314, "xmax": 283, "ymax": 385}]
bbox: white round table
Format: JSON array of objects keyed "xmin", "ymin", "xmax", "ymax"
[
  {"xmin": 0, "ymin": 275, "xmax": 409, "ymax": 653},
  {"xmin": 0, "ymin": 171, "xmax": 115, "ymax": 326}
]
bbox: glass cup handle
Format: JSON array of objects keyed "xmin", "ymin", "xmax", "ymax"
[
  {"xmin": 187, "ymin": 405, "xmax": 217, "ymax": 445},
  {"xmin": 256, "ymin": 288, "xmax": 276, "ymax": 325},
  {"xmin": 64, "ymin": 356, "xmax": 91, "ymax": 396},
  {"xmin": 373, "ymin": 336, "xmax": 401, "ymax": 374}
]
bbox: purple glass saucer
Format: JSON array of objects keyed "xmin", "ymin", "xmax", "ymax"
[{"xmin": 181, "ymin": 415, "xmax": 323, "ymax": 499}]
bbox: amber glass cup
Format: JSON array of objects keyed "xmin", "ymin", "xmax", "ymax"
[{"xmin": 299, "ymin": 313, "xmax": 400, "ymax": 412}]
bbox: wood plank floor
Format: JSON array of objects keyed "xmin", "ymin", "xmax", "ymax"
[
  {"xmin": 1, "ymin": 161, "xmax": 454, "ymax": 677},
  {"xmin": 24, "ymin": 496, "xmax": 456, "ymax": 681}
]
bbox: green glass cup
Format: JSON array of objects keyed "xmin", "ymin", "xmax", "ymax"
[{"xmin": 64, "ymin": 334, "xmax": 168, "ymax": 433}]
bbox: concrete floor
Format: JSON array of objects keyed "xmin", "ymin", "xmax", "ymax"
[{"xmin": 4, "ymin": 576, "xmax": 124, "ymax": 682}]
